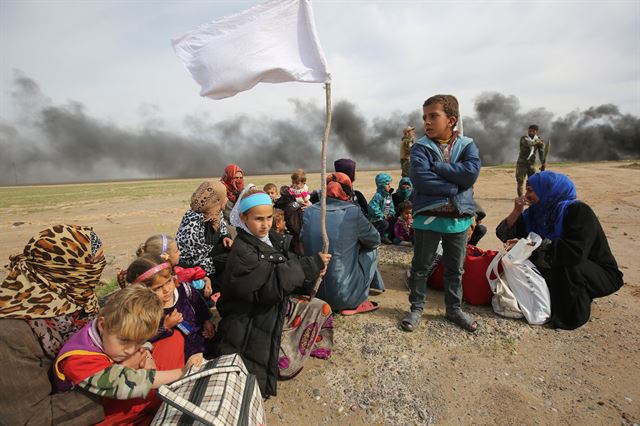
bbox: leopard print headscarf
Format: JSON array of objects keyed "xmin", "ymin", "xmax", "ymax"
[
  {"xmin": 190, "ymin": 180, "xmax": 227, "ymax": 231},
  {"xmin": 0, "ymin": 224, "xmax": 106, "ymax": 319}
]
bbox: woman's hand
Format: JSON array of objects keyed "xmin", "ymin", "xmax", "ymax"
[
  {"xmin": 202, "ymin": 320, "xmax": 216, "ymax": 339},
  {"xmin": 222, "ymin": 237, "xmax": 233, "ymax": 249},
  {"xmin": 203, "ymin": 277, "xmax": 213, "ymax": 298},
  {"xmin": 504, "ymin": 238, "xmax": 519, "ymax": 251},
  {"xmin": 163, "ymin": 309, "xmax": 183, "ymax": 330},
  {"xmin": 514, "ymin": 196, "xmax": 529, "ymax": 214}
]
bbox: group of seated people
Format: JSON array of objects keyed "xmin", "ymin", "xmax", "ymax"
[{"xmin": 0, "ymin": 154, "xmax": 624, "ymax": 424}]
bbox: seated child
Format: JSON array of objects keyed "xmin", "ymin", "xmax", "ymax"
[
  {"xmin": 136, "ymin": 233, "xmax": 212, "ymax": 298},
  {"xmin": 263, "ymin": 183, "xmax": 279, "ymax": 203},
  {"xmin": 394, "ymin": 200, "xmax": 414, "ymax": 246},
  {"xmin": 367, "ymin": 172, "xmax": 395, "ymax": 244},
  {"xmin": 272, "ymin": 208, "xmax": 287, "ymax": 234},
  {"xmin": 54, "ymin": 285, "xmax": 202, "ymax": 425},
  {"xmin": 289, "ymin": 168, "xmax": 312, "ymax": 207},
  {"xmin": 123, "ymin": 254, "xmax": 215, "ymax": 360},
  {"xmin": 210, "ymin": 186, "xmax": 333, "ymax": 398}
]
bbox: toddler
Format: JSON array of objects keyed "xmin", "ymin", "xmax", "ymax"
[
  {"xmin": 272, "ymin": 208, "xmax": 287, "ymax": 234},
  {"xmin": 289, "ymin": 168, "xmax": 311, "ymax": 207},
  {"xmin": 367, "ymin": 172, "xmax": 395, "ymax": 244},
  {"xmin": 394, "ymin": 200, "xmax": 414, "ymax": 246},
  {"xmin": 54, "ymin": 285, "xmax": 202, "ymax": 425}
]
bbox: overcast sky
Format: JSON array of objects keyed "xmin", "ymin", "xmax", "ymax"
[{"xmin": 1, "ymin": 0, "xmax": 638, "ymax": 134}]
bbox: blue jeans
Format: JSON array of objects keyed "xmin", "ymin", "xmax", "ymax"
[{"xmin": 408, "ymin": 229, "xmax": 467, "ymax": 312}]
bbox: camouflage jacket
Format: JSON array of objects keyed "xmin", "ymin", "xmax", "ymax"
[
  {"xmin": 400, "ymin": 136, "xmax": 414, "ymax": 160},
  {"xmin": 517, "ymin": 136, "xmax": 545, "ymax": 165}
]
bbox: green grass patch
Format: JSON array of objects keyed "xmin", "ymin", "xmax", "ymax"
[
  {"xmin": 619, "ymin": 162, "xmax": 640, "ymax": 170},
  {"xmin": 95, "ymin": 278, "xmax": 120, "ymax": 300}
]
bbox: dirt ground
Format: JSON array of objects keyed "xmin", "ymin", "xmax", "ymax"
[{"xmin": 1, "ymin": 162, "xmax": 639, "ymax": 425}]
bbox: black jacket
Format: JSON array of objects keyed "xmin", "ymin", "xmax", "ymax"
[{"xmin": 210, "ymin": 228, "xmax": 324, "ymax": 397}]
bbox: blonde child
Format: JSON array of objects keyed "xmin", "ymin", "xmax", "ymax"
[
  {"xmin": 136, "ymin": 234, "xmax": 212, "ymax": 298},
  {"xmin": 124, "ymin": 254, "xmax": 215, "ymax": 360},
  {"xmin": 263, "ymin": 183, "xmax": 279, "ymax": 203},
  {"xmin": 54, "ymin": 285, "xmax": 203, "ymax": 425},
  {"xmin": 211, "ymin": 186, "xmax": 333, "ymax": 397},
  {"xmin": 401, "ymin": 94, "xmax": 481, "ymax": 332},
  {"xmin": 289, "ymin": 168, "xmax": 311, "ymax": 207}
]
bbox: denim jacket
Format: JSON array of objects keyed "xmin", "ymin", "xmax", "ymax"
[{"xmin": 409, "ymin": 134, "xmax": 481, "ymax": 216}]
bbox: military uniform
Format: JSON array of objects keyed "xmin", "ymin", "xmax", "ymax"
[
  {"xmin": 400, "ymin": 135, "xmax": 414, "ymax": 177},
  {"xmin": 516, "ymin": 136, "xmax": 545, "ymax": 196}
]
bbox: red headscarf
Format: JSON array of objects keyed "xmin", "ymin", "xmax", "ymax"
[
  {"xmin": 221, "ymin": 164, "xmax": 244, "ymax": 203},
  {"xmin": 326, "ymin": 172, "xmax": 352, "ymax": 201}
]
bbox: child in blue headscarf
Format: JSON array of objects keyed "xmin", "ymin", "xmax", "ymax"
[
  {"xmin": 368, "ymin": 172, "xmax": 395, "ymax": 244},
  {"xmin": 496, "ymin": 171, "xmax": 624, "ymax": 330}
]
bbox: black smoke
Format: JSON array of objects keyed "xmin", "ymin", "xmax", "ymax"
[{"xmin": 1, "ymin": 75, "xmax": 638, "ymax": 185}]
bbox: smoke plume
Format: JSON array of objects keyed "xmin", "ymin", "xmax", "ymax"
[{"xmin": 1, "ymin": 74, "xmax": 638, "ymax": 185}]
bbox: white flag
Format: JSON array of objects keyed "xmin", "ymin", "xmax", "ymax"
[{"xmin": 172, "ymin": 0, "xmax": 331, "ymax": 100}]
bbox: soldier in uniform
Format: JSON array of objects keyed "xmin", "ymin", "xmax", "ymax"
[
  {"xmin": 516, "ymin": 124, "xmax": 546, "ymax": 197},
  {"xmin": 400, "ymin": 126, "xmax": 415, "ymax": 177}
]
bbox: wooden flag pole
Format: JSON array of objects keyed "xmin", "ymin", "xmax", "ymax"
[{"xmin": 310, "ymin": 81, "xmax": 332, "ymax": 298}]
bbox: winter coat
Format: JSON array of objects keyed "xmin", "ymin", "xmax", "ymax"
[
  {"xmin": 210, "ymin": 229, "xmax": 324, "ymax": 397},
  {"xmin": 368, "ymin": 190, "xmax": 395, "ymax": 222},
  {"xmin": 410, "ymin": 134, "xmax": 481, "ymax": 216},
  {"xmin": 274, "ymin": 192, "xmax": 305, "ymax": 256},
  {"xmin": 302, "ymin": 198, "xmax": 384, "ymax": 310}
]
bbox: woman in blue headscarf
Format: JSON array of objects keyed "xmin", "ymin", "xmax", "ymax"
[{"xmin": 496, "ymin": 171, "xmax": 623, "ymax": 329}]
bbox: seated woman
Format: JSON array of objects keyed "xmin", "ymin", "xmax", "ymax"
[
  {"xmin": 176, "ymin": 180, "xmax": 233, "ymax": 291},
  {"xmin": 496, "ymin": 171, "xmax": 624, "ymax": 330},
  {"xmin": 302, "ymin": 172, "xmax": 384, "ymax": 314},
  {"xmin": 309, "ymin": 158, "xmax": 368, "ymax": 216},
  {"xmin": 0, "ymin": 225, "xmax": 106, "ymax": 425},
  {"xmin": 210, "ymin": 186, "xmax": 333, "ymax": 398}
]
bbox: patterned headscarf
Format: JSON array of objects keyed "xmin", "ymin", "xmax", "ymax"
[
  {"xmin": 221, "ymin": 164, "xmax": 245, "ymax": 203},
  {"xmin": 0, "ymin": 225, "xmax": 106, "ymax": 319},
  {"xmin": 523, "ymin": 171, "xmax": 578, "ymax": 240},
  {"xmin": 190, "ymin": 180, "xmax": 227, "ymax": 230},
  {"xmin": 326, "ymin": 172, "xmax": 353, "ymax": 201}
]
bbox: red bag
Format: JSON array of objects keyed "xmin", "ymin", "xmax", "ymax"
[
  {"xmin": 462, "ymin": 245, "xmax": 497, "ymax": 305},
  {"xmin": 426, "ymin": 245, "xmax": 497, "ymax": 306},
  {"xmin": 174, "ymin": 266, "xmax": 206, "ymax": 283}
]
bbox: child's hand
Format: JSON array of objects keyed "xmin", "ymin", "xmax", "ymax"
[
  {"xmin": 223, "ymin": 237, "xmax": 233, "ymax": 249},
  {"xmin": 504, "ymin": 238, "xmax": 519, "ymax": 251},
  {"xmin": 318, "ymin": 252, "xmax": 332, "ymax": 267},
  {"xmin": 203, "ymin": 277, "xmax": 213, "ymax": 298},
  {"xmin": 120, "ymin": 348, "xmax": 146, "ymax": 369},
  {"xmin": 140, "ymin": 350, "xmax": 156, "ymax": 370},
  {"xmin": 319, "ymin": 265, "xmax": 328, "ymax": 279},
  {"xmin": 202, "ymin": 320, "xmax": 216, "ymax": 339},
  {"xmin": 183, "ymin": 353, "xmax": 205, "ymax": 374},
  {"xmin": 164, "ymin": 309, "xmax": 183, "ymax": 330}
]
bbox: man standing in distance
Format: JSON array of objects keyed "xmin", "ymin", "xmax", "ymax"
[
  {"xmin": 400, "ymin": 126, "xmax": 415, "ymax": 177},
  {"xmin": 516, "ymin": 124, "xmax": 545, "ymax": 197}
]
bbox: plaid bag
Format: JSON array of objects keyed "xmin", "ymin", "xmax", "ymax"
[{"xmin": 152, "ymin": 354, "xmax": 266, "ymax": 426}]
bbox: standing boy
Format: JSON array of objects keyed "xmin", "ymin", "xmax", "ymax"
[
  {"xmin": 516, "ymin": 124, "xmax": 545, "ymax": 196},
  {"xmin": 401, "ymin": 95, "xmax": 481, "ymax": 332},
  {"xmin": 400, "ymin": 126, "xmax": 415, "ymax": 177}
]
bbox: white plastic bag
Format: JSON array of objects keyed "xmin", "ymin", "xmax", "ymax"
[
  {"xmin": 486, "ymin": 249, "xmax": 524, "ymax": 319},
  {"xmin": 501, "ymin": 232, "xmax": 551, "ymax": 325}
]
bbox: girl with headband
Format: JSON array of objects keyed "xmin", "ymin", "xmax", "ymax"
[
  {"xmin": 124, "ymin": 254, "xmax": 215, "ymax": 361},
  {"xmin": 210, "ymin": 185, "xmax": 333, "ymax": 397}
]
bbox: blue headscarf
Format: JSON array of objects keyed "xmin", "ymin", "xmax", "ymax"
[
  {"xmin": 397, "ymin": 177, "xmax": 413, "ymax": 201},
  {"xmin": 523, "ymin": 171, "xmax": 577, "ymax": 240}
]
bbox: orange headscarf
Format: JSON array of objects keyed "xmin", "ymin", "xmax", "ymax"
[
  {"xmin": 221, "ymin": 164, "xmax": 244, "ymax": 203},
  {"xmin": 326, "ymin": 172, "xmax": 353, "ymax": 201}
]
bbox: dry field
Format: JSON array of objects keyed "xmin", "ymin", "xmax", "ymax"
[{"xmin": 1, "ymin": 161, "xmax": 639, "ymax": 425}]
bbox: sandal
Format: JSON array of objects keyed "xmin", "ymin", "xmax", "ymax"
[
  {"xmin": 340, "ymin": 300, "xmax": 379, "ymax": 316},
  {"xmin": 446, "ymin": 310, "xmax": 478, "ymax": 333},
  {"xmin": 400, "ymin": 310, "xmax": 422, "ymax": 332}
]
